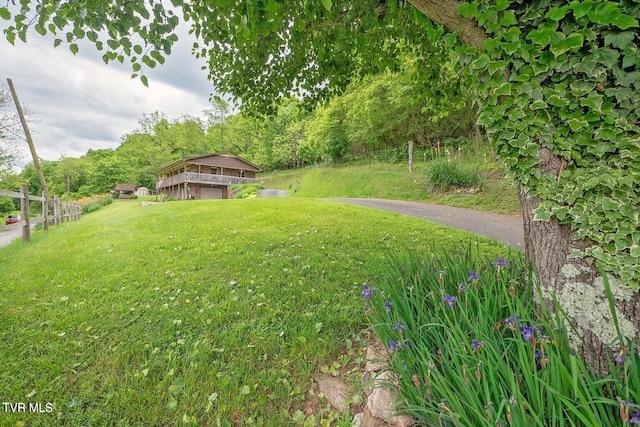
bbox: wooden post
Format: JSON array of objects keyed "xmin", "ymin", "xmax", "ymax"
[
  {"xmin": 41, "ymin": 191, "xmax": 49, "ymax": 230},
  {"xmin": 408, "ymin": 140, "xmax": 414, "ymax": 173},
  {"xmin": 7, "ymin": 78, "xmax": 50, "ymax": 230},
  {"xmin": 20, "ymin": 184, "xmax": 30, "ymax": 242},
  {"xmin": 54, "ymin": 195, "xmax": 62, "ymax": 225}
]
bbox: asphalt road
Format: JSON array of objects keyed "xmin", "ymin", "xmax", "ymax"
[
  {"xmin": 257, "ymin": 189, "xmax": 289, "ymax": 197},
  {"xmin": 0, "ymin": 225, "xmax": 24, "ymax": 247},
  {"xmin": 327, "ymin": 198, "xmax": 524, "ymax": 248}
]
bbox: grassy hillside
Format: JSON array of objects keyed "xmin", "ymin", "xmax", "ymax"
[
  {"xmin": 261, "ymin": 159, "xmax": 521, "ymax": 216},
  {"xmin": 0, "ymin": 199, "xmax": 512, "ymax": 426}
]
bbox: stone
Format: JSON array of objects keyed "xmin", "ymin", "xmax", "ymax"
[
  {"xmin": 366, "ymin": 371, "xmax": 414, "ymax": 427},
  {"xmin": 361, "ymin": 406, "xmax": 386, "ymax": 427},
  {"xmin": 364, "ymin": 345, "xmax": 388, "ymax": 373},
  {"xmin": 367, "ymin": 380, "xmax": 396, "ymax": 420},
  {"xmin": 317, "ymin": 376, "xmax": 350, "ymax": 413},
  {"xmin": 352, "ymin": 412, "xmax": 364, "ymax": 427}
]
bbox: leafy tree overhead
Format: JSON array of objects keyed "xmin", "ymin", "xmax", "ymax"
[{"xmin": 3, "ymin": 0, "xmax": 639, "ymax": 369}]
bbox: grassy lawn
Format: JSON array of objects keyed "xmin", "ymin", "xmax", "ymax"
[
  {"xmin": 0, "ymin": 198, "xmax": 512, "ymax": 426},
  {"xmin": 260, "ymin": 159, "xmax": 521, "ymax": 216}
]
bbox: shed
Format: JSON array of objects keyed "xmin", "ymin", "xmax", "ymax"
[{"xmin": 114, "ymin": 184, "xmax": 137, "ymax": 199}]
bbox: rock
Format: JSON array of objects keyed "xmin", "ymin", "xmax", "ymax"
[
  {"xmin": 352, "ymin": 412, "xmax": 364, "ymax": 427},
  {"xmin": 317, "ymin": 376, "xmax": 350, "ymax": 413},
  {"xmin": 362, "ymin": 406, "xmax": 386, "ymax": 427},
  {"xmin": 367, "ymin": 379, "xmax": 395, "ymax": 420},
  {"xmin": 366, "ymin": 371, "xmax": 414, "ymax": 427},
  {"xmin": 364, "ymin": 345, "xmax": 388, "ymax": 373}
]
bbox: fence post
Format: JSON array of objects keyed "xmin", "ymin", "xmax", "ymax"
[
  {"xmin": 20, "ymin": 184, "xmax": 30, "ymax": 242},
  {"xmin": 42, "ymin": 191, "xmax": 49, "ymax": 231},
  {"xmin": 54, "ymin": 195, "xmax": 61, "ymax": 225}
]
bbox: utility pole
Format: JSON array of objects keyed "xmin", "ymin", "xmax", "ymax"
[{"xmin": 7, "ymin": 78, "xmax": 50, "ymax": 230}]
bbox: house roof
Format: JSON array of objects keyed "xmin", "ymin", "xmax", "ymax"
[
  {"xmin": 155, "ymin": 153, "xmax": 262, "ymax": 175},
  {"xmin": 114, "ymin": 184, "xmax": 136, "ymax": 191}
]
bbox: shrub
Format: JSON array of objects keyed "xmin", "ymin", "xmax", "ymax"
[
  {"xmin": 0, "ymin": 196, "xmax": 15, "ymax": 215},
  {"xmin": 76, "ymin": 194, "xmax": 113, "ymax": 214},
  {"xmin": 232, "ymin": 183, "xmax": 265, "ymax": 199},
  {"xmin": 362, "ymin": 247, "xmax": 639, "ymax": 426},
  {"xmin": 426, "ymin": 159, "xmax": 482, "ymax": 191}
]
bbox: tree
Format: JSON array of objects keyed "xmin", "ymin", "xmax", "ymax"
[
  {"xmin": 3, "ymin": 0, "xmax": 638, "ymax": 370},
  {"xmin": 0, "ymin": 84, "xmax": 26, "ymax": 176}
]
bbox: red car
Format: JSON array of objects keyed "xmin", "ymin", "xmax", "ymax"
[{"xmin": 5, "ymin": 214, "xmax": 22, "ymax": 225}]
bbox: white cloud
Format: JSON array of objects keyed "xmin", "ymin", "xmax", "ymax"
[{"xmin": 1, "ymin": 24, "xmax": 215, "ymax": 164}]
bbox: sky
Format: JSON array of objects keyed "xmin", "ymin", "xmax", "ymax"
[{"xmin": 1, "ymin": 22, "xmax": 217, "ymax": 166}]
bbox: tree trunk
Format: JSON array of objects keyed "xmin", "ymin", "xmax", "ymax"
[
  {"xmin": 519, "ymin": 148, "xmax": 640, "ymax": 373},
  {"xmin": 407, "ymin": 0, "xmax": 487, "ymax": 49},
  {"xmin": 411, "ymin": 0, "xmax": 640, "ymax": 373}
]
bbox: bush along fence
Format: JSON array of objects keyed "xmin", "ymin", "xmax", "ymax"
[{"xmin": 0, "ymin": 184, "xmax": 81, "ymax": 242}]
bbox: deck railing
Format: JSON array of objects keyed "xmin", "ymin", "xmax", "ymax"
[{"xmin": 157, "ymin": 172, "xmax": 261, "ymax": 189}]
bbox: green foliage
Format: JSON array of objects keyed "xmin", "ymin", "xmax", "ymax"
[
  {"xmin": 0, "ymin": 198, "xmax": 509, "ymax": 425},
  {"xmin": 1, "ymin": 0, "xmax": 181, "ymax": 84},
  {"xmin": 466, "ymin": 1, "xmax": 640, "ymax": 287},
  {"xmin": 78, "ymin": 194, "xmax": 113, "ymax": 214},
  {"xmin": 425, "ymin": 159, "xmax": 483, "ymax": 191},
  {"xmin": 231, "ymin": 183, "xmax": 264, "ymax": 199},
  {"xmin": 365, "ymin": 249, "xmax": 639, "ymax": 426},
  {"xmin": 0, "ymin": 196, "xmax": 16, "ymax": 214}
]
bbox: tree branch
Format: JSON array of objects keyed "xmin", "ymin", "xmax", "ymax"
[{"xmin": 407, "ymin": 0, "xmax": 487, "ymax": 49}]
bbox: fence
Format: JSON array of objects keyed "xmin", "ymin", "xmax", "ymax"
[{"xmin": 0, "ymin": 184, "xmax": 81, "ymax": 242}]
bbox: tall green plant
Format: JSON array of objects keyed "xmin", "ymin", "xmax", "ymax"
[{"xmin": 363, "ymin": 248, "xmax": 639, "ymax": 426}]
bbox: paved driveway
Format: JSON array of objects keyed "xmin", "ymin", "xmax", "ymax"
[
  {"xmin": 257, "ymin": 189, "xmax": 289, "ymax": 197},
  {"xmin": 0, "ymin": 226, "xmax": 24, "ymax": 248},
  {"xmin": 327, "ymin": 198, "xmax": 524, "ymax": 248}
]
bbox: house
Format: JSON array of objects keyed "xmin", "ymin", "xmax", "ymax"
[
  {"xmin": 155, "ymin": 153, "xmax": 262, "ymax": 200},
  {"xmin": 114, "ymin": 184, "xmax": 137, "ymax": 199}
]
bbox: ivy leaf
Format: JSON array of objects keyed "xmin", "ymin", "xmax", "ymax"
[
  {"xmin": 570, "ymin": 0, "xmax": 595, "ymax": 19},
  {"xmin": 567, "ymin": 118, "xmax": 588, "ymax": 131},
  {"xmin": 500, "ymin": 11, "xmax": 517, "ymax": 26},
  {"xmin": 533, "ymin": 207, "xmax": 551, "ymax": 221},
  {"xmin": 596, "ymin": 48, "xmax": 620, "ymax": 67},
  {"xmin": 550, "ymin": 33, "xmax": 584, "ymax": 57},
  {"xmin": 320, "ymin": 0, "xmax": 332, "ymax": 11},
  {"xmin": 588, "ymin": 2, "xmax": 638, "ymax": 29},
  {"xmin": 603, "ymin": 31, "xmax": 635, "ymax": 49},
  {"xmin": 545, "ymin": 6, "xmax": 570, "ymax": 21},
  {"xmin": 458, "ymin": 2, "xmax": 479, "ymax": 19}
]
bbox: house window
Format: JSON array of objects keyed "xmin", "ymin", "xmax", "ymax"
[
  {"xmin": 212, "ymin": 167, "xmax": 218, "ymax": 175},
  {"xmin": 239, "ymin": 170, "xmax": 245, "ymax": 178}
]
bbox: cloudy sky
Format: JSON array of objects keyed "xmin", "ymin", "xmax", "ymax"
[{"xmin": 1, "ymin": 22, "xmax": 217, "ymax": 166}]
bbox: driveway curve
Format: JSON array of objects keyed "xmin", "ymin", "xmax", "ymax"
[{"xmin": 327, "ymin": 198, "xmax": 524, "ymax": 248}]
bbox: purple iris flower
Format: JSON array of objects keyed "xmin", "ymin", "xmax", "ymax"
[
  {"xmin": 471, "ymin": 339, "xmax": 484, "ymax": 351},
  {"xmin": 442, "ymin": 294, "xmax": 457, "ymax": 307},
  {"xmin": 519, "ymin": 324, "xmax": 535, "ymax": 341},
  {"xmin": 362, "ymin": 284, "xmax": 373, "ymax": 299},
  {"xmin": 467, "ymin": 271, "xmax": 481, "ymax": 282},
  {"xmin": 384, "ymin": 301, "xmax": 392, "ymax": 313}
]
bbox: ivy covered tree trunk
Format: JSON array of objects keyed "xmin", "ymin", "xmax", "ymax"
[
  {"xmin": 520, "ymin": 182, "xmax": 639, "ymax": 372},
  {"xmin": 414, "ymin": 0, "xmax": 640, "ymax": 371}
]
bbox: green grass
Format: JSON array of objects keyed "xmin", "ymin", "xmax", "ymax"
[
  {"xmin": 0, "ymin": 198, "xmax": 511, "ymax": 426},
  {"xmin": 260, "ymin": 158, "xmax": 521, "ymax": 216}
]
